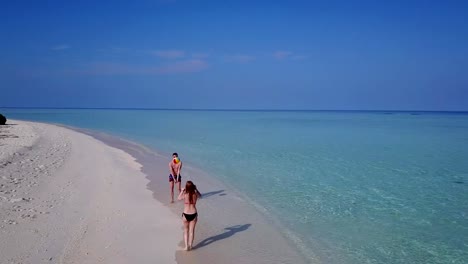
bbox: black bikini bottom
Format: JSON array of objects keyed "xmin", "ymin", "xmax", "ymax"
[{"xmin": 182, "ymin": 212, "xmax": 198, "ymax": 222}]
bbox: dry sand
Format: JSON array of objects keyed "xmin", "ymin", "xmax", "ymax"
[{"xmin": 0, "ymin": 120, "xmax": 180, "ymax": 263}]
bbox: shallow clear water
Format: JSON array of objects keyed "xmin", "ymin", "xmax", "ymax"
[{"xmin": 2, "ymin": 108, "xmax": 468, "ymax": 263}]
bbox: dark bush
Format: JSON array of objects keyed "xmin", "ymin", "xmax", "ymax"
[{"xmin": 0, "ymin": 114, "xmax": 6, "ymax": 125}]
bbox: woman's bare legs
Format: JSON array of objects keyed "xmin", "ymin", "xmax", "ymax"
[
  {"xmin": 188, "ymin": 218, "xmax": 197, "ymax": 250},
  {"xmin": 183, "ymin": 218, "xmax": 190, "ymax": 250}
]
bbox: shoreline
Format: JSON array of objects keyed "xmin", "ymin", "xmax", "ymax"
[
  {"xmin": 69, "ymin": 125, "xmax": 312, "ymax": 264},
  {"xmin": 1, "ymin": 119, "xmax": 310, "ymax": 263},
  {"xmin": 2, "ymin": 111, "xmax": 467, "ymax": 264}
]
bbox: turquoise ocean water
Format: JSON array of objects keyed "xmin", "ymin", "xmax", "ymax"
[{"xmin": 2, "ymin": 108, "xmax": 467, "ymax": 264}]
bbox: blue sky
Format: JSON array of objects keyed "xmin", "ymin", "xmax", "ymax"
[{"xmin": 1, "ymin": 0, "xmax": 467, "ymax": 110}]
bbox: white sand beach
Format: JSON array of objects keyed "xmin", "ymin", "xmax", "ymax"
[
  {"xmin": 0, "ymin": 120, "xmax": 180, "ymax": 263},
  {"xmin": 1, "ymin": 120, "xmax": 309, "ymax": 264}
]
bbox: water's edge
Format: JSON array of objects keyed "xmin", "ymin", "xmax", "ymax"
[{"xmin": 55, "ymin": 122, "xmax": 312, "ymax": 264}]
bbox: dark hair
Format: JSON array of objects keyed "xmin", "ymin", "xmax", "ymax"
[
  {"xmin": 172, "ymin": 152, "xmax": 178, "ymax": 157},
  {"xmin": 185, "ymin": 181, "xmax": 200, "ymax": 204}
]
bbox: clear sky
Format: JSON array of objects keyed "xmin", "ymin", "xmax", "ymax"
[{"xmin": 1, "ymin": 0, "xmax": 467, "ymax": 110}]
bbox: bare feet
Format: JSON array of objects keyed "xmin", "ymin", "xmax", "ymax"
[{"xmin": 184, "ymin": 246, "xmax": 189, "ymax": 251}]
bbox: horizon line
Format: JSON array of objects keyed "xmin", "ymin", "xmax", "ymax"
[{"xmin": 1, "ymin": 106, "xmax": 468, "ymax": 113}]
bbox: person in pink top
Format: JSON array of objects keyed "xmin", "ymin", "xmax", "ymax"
[{"xmin": 169, "ymin": 152, "xmax": 183, "ymax": 203}]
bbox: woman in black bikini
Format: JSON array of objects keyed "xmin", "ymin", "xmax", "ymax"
[{"xmin": 178, "ymin": 180, "xmax": 202, "ymax": 251}]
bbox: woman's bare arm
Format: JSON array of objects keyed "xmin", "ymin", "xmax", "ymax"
[{"xmin": 178, "ymin": 188, "xmax": 186, "ymax": 200}]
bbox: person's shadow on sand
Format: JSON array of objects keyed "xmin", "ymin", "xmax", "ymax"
[
  {"xmin": 194, "ymin": 224, "xmax": 251, "ymax": 249},
  {"xmin": 202, "ymin": 190, "xmax": 226, "ymax": 198}
]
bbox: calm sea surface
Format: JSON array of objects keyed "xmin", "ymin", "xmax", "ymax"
[{"xmin": 2, "ymin": 108, "xmax": 468, "ymax": 264}]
